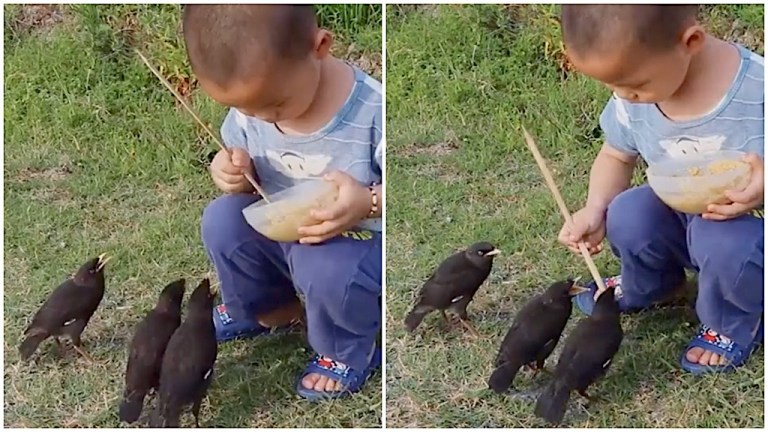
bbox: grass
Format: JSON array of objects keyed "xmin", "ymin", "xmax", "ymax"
[
  {"xmin": 4, "ymin": 4, "xmax": 381, "ymax": 427},
  {"xmin": 385, "ymin": 4, "xmax": 764, "ymax": 428}
]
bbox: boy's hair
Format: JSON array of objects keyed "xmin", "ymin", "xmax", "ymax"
[
  {"xmin": 561, "ymin": 5, "xmax": 699, "ymax": 56},
  {"xmin": 182, "ymin": 4, "xmax": 317, "ymax": 86}
]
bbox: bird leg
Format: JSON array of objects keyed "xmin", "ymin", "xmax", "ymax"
[
  {"xmin": 53, "ymin": 337, "xmax": 65, "ymax": 356},
  {"xmin": 440, "ymin": 310, "xmax": 450, "ymax": 327},
  {"xmin": 70, "ymin": 344, "xmax": 96, "ymax": 364},
  {"xmin": 458, "ymin": 317, "xmax": 480, "ymax": 337}
]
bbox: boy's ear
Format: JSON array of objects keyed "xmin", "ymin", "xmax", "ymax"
[
  {"xmin": 680, "ymin": 24, "xmax": 705, "ymax": 55},
  {"xmin": 313, "ymin": 29, "xmax": 333, "ymax": 59}
]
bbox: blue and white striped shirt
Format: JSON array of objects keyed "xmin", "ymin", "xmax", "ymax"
[
  {"xmin": 600, "ymin": 44, "xmax": 764, "ymax": 164},
  {"xmin": 220, "ymin": 66, "xmax": 383, "ymax": 232}
]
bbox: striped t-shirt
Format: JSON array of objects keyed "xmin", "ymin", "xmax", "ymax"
[
  {"xmin": 220, "ymin": 66, "xmax": 383, "ymax": 232},
  {"xmin": 600, "ymin": 44, "xmax": 764, "ymax": 164}
]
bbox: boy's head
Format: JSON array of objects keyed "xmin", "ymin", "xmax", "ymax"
[
  {"xmin": 183, "ymin": 5, "xmax": 332, "ymax": 123},
  {"xmin": 561, "ymin": 5, "xmax": 703, "ymax": 103}
]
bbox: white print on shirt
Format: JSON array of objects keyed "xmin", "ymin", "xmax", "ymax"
[
  {"xmin": 658, "ymin": 135, "xmax": 726, "ymax": 158},
  {"xmin": 265, "ymin": 149, "xmax": 332, "ymax": 179}
]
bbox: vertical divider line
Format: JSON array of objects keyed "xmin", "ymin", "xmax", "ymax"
[{"xmin": 380, "ymin": 2, "xmax": 388, "ymax": 428}]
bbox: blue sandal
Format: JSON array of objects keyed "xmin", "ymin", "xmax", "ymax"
[
  {"xmin": 296, "ymin": 347, "xmax": 382, "ymax": 401},
  {"xmin": 572, "ymin": 275, "xmax": 626, "ymax": 316},
  {"xmin": 573, "ymin": 275, "xmax": 688, "ymax": 316},
  {"xmin": 680, "ymin": 324, "xmax": 762, "ymax": 375},
  {"xmin": 213, "ymin": 304, "xmax": 297, "ymax": 343}
]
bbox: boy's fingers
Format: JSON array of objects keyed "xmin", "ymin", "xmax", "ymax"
[
  {"xmin": 230, "ymin": 148, "xmax": 251, "ymax": 168},
  {"xmin": 215, "ymin": 171, "xmax": 244, "ymax": 185},
  {"xmin": 298, "ymin": 220, "xmax": 339, "ymax": 238},
  {"xmin": 743, "ymin": 153, "xmax": 763, "ymax": 168},
  {"xmin": 725, "ymin": 183, "xmax": 760, "ymax": 204},
  {"xmin": 707, "ymin": 202, "xmax": 746, "ymax": 218},
  {"xmin": 217, "ymin": 161, "xmax": 243, "ymax": 175}
]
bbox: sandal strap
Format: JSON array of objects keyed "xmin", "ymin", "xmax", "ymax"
[
  {"xmin": 303, "ymin": 355, "xmax": 361, "ymax": 388},
  {"xmin": 688, "ymin": 325, "xmax": 746, "ymax": 359}
]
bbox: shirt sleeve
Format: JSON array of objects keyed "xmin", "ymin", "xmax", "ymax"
[
  {"xmin": 220, "ymin": 108, "xmax": 248, "ymax": 150},
  {"xmin": 599, "ymin": 95, "xmax": 639, "ymax": 156},
  {"xmin": 371, "ymin": 105, "xmax": 383, "ymax": 179}
]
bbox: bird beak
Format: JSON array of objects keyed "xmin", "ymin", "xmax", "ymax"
[
  {"xmin": 485, "ymin": 248, "xmax": 501, "ymax": 256},
  {"xmin": 568, "ymin": 277, "xmax": 589, "ymax": 296},
  {"xmin": 96, "ymin": 253, "xmax": 111, "ymax": 271}
]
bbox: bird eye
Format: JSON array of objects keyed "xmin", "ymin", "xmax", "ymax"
[{"xmin": 477, "ymin": 250, "xmax": 483, "ymax": 255}]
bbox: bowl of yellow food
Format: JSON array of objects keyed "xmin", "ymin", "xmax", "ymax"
[
  {"xmin": 646, "ymin": 150, "xmax": 751, "ymax": 214},
  {"xmin": 242, "ymin": 180, "xmax": 339, "ymax": 242}
]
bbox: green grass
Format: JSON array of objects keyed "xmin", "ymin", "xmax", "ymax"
[
  {"xmin": 4, "ymin": 4, "xmax": 381, "ymax": 427},
  {"xmin": 385, "ymin": 4, "xmax": 764, "ymax": 428}
]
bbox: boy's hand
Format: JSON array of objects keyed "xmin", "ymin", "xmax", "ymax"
[
  {"xmin": 703, "ymin": 153, "xmax": 764, "ymax": 221},
  {"xmin": 210, "ymin": 148, "xmax": 255, "ymax": 194},
  {"xmin": 298, "ymin": 171, "xmax": 372, "ymax": 244},
  {"xmin": 558, "ymin": 206, "xmax": 607, "ymax": 255}
]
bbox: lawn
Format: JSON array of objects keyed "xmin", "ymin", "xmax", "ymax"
[
  {"xmin": 385, "ymin": 4, "xmax": 764, "ymax": 428},
  {"xmin": 4, "ymin": 4, "xmax": 381, "ymax": 428}
]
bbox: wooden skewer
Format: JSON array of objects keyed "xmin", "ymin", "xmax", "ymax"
[
  {"xmin": 522, "ymin": 127, "xmax": 608, "ymax": 296},
  {"xmin": 135, "ymin": 49, "xmax": 271, "ymax": 203}
]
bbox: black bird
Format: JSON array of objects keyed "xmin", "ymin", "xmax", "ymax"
[
  {"xmin": 119, "ymin": 279, "xmax": 186, "ymax": 424},
  {"xmin": 404, "ymin": 242, "xmax": 500, "ymax": 336},
  {"xmin": 488, "ymin": 279, "xmax": 588, "ymax": 394},
  {"xmin": 19, "ymin": 254, "xmax": 110, "ymax": 362},
  {"xmin": 151, "ymin": 278, "xmax": 217, "ymax": 428},
  {"xmin": 534, "ymin": 286, "xmax": 623, "ymax": 425}
]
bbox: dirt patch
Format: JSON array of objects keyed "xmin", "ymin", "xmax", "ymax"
[
  {"xmin": 401, "ymin": 140, "xmax": 459, "ymax": 158},
  {"xmin": 12, "ymin": 5, "xmax": 65, "ymax": 32},
  {"xmin": 15, "ymin": 157, "xmax": 73, "ymax": 182}
]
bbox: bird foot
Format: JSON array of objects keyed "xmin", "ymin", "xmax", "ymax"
[
  {"xmin": 578, "ymin": 390, "xmax": 603, "ymax": 406},
  {"xmin": 525, "ymin": 363, "xmax": 551, "ymax": 377}
]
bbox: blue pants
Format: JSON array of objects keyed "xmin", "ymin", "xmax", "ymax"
[
  {"xmin": 606, "ymin": 185, "xmax": 764, "ymax": 347},
  {"xmin": 201, "ymin": 193, "xmax": 382, "ymax": 371}
]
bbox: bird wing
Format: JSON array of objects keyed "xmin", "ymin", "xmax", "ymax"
[
  {"xmin": 160, "ymin": 325, "xmax": 217, "ymax": 398},
  {"xmin": 419, "ymin": 253, "xmax": 484, "ymax": 304},
  {"xmin": 500, "ymin": 296, "xmax": 567, "ymax": 360},
  {"xmin": 126, "ymin": 314, "xmax": 177, "ymax": 386},
  {"xmin": 559, "ymin": 322, "xmax": 622, "ymax": 388},
  {"xmin": 26, "ymin": 281, "xmax": 94, "ymax": 333}
]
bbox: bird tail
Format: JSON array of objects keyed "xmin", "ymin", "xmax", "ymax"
[
  {"xmin": 488, "ymin": 360, "xmax": 523, "ymax": 394},
  {"xmin": 534, "ymin": 379, "xmax": 571, "ymax": 425},
  {"xmin": 404, "ymin": 304, "xmax": 434, "ymax": 332},
  {"xmin": 118, "ymin": 389, "xmax": 146, "ymax": 423},
  {"xmin": 404, "ymin": 308, "xmax": 428, "ymax": 332},
  {"xmin": 19, "ymin": 331, "xmax": 48, "ymax": 361}
]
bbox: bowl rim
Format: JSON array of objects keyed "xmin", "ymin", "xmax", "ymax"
[{"xmin": 645, "ymin": 150, "xmax": 749, "ymax": 177}]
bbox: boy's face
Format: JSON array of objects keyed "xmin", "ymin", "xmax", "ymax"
[
  {"xmin": 199, "ymin": 29, "xmax": 332, "ymax": 124},
  {"xmin": 569, "ymin": 45, "xmax": 692, "ymax": 104},
  {"xmin": 567, "ymin": 25, "xmax": 705, "ymax": 104},
  {"xmin": 201, "ymin": 59, "xmax": 322, "ymax": 124}
]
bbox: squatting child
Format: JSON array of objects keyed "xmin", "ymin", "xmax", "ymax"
[
  {"xmin": 558, "ymin": 5, "xmax": 763, "ymax": 374},
  {"xmin": 182, "ymin": 4, "xmax": 382, "ymax": 399}
]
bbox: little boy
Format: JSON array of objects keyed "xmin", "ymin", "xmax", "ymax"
[
  {"xmin": 182, "ymin": 5, "xmax": 382, "ymax": 399},
  {"xmin": 557, "ymin": 5, "xmax": 763, "ymax": 374}
]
